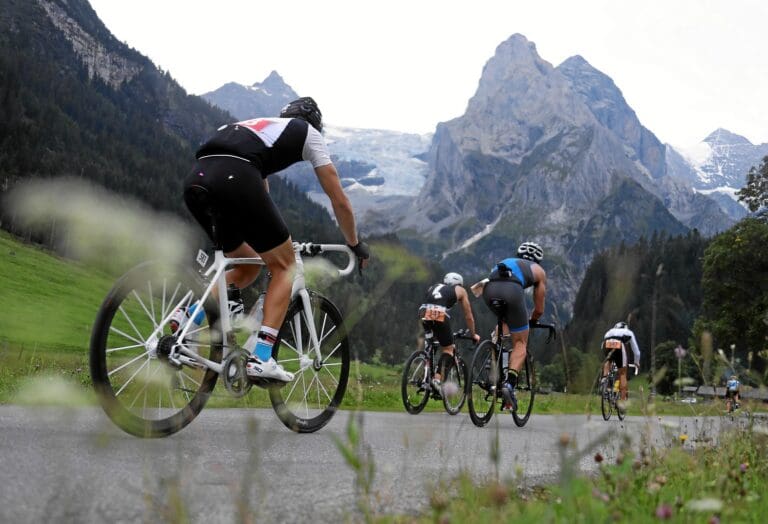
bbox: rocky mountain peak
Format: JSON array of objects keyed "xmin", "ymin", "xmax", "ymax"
[
  {"xmin": 258, "ymin": 70, "xmax": 289, "ymax": 92},
  {"xmin": 201, "ymin": 71, "xmax": 298, "ymax": 120},
  {"xmin": 704, "ymin": 128, "xmax": 752, "ymax": 146}
]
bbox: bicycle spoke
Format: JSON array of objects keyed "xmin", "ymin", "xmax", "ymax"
[
  {"xmin": 116, "ymin": 357, "xmax": 151, "ymax": 397},
  {"xmin": 109, "ymin": 352, "xmax": 149, "ymax": 379},
  {"xmin": 106, "ymin": 342, "xmax": 145, "ymax": 354}
]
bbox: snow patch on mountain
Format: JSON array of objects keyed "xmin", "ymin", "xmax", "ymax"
[{"xmin": 323, "ymin": 125, "xmax": 432, "ymax": 196}]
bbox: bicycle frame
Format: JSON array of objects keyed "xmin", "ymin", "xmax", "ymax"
[{"xmin": 162, "ymin": 242, "xmax": 355, "ymax": 376}]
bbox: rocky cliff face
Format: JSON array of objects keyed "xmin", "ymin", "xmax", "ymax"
[
  {"xmin": 39, "ymin": 0, "xmax": 142, "ymax": 88},
  {"xmin": 402, "ymin": 34, "xmax": 723, "ymax": 315}
]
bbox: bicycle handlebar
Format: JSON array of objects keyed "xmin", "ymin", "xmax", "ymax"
[
  {"xmin": 453, "ymin": 328, "xmax": 476, "ymax": 340},
  {"xmin": 529, "ymin": 320, "xmax": 557, "ymax": 343},
  {"xmin": 294, "ymin": 242, "xmax": 356, "ymax": 277}
]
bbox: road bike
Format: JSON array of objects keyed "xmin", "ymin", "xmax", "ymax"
[
  {"xmin": 401, "ymin": 328, "xmax": 475, "ymax": 415},
  {"xmin": 466, "ymin": 297, "xmax": 555, "ymax": 428},
  {"xmin": 599, "ymin": 347, "xmax": 638, "ymax": 421},
  {"xmin": 90, "ymin": 235, "xmax": 357, "ymax": 437},
  {"xmin": 600, "ymin": 360, "xmax": 625, "ymax": 421}
]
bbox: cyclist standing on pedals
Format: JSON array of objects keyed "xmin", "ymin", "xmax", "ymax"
[
  {"xmin": 600, "ymin": 322, "xmax": 641, "ymax": 402},
  {"xmin": 419, "ymin": 273, "xmax": 481, "ymax": 393},
  {"xmin": 179, "ymin": 97, "xmax": 370, "ymax": 383},
  {"xmin": 471, "ymin": 242, "xmax": 547, "ymax": 412}
]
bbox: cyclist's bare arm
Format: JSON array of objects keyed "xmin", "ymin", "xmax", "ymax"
[
  {"xmin": 315, "ymin": 163, "xmax": 360, "ymax": 248},
  {"xmin": 530, "ymin": 264, "xmax": 547, "ymax": 321},
  {"xmin": 629, "ymin": 334, "xmax": 641, "ymax": 367},
  {"xmin": 456, "ymin": 286, "xmax": 480, "ymax": 341}
]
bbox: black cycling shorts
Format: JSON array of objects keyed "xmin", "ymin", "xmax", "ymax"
[
  {"xmin": 422, "ymin": 319, "xmax": 454, "ymax": 347},
  {"xmin": 482, "ymin": 280, "xmax": 528, "ymax": 332},
  {"xmin": 183, "ymin": 156, "xmax": 289, "ymax": 253}
]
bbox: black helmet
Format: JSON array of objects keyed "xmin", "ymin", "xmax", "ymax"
[
  {"xmin": 517, "ymin": 241, "xmax": 543, "ymax": 263},
  {"xmin": 279, "ymin": 97, "xmax": 323, "ymax": 132}
]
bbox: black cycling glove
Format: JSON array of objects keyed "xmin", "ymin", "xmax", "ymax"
[
  {"xmin": 348, "ymin": 241, "xmax": 370, "ymax": 274},
  {"xmin": 348, "ymin": 241, "xmax": 370, "ymax": 259}
]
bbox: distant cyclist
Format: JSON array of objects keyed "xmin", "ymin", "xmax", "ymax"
[
  {"xmin": 725, "ymin": 374, "xmax": 741, "ymax": 411},
  {"xmin": 471, "ymin": 241, "xmax": 548, "ymax": 412},
  {"xmin": 181, "ymin": 97, "xmax": 370, "ymax": 382},
  {"xmin": 419, "ymin": 272, "xmax": 481, "ymax": 391},
  {"xmin": 600, "ymin": 322, "xmax": 641, "ymax": 402}
]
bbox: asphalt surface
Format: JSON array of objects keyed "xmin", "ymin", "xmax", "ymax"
[{"xmin": 0, "ymin": 405, "xmax": 746, "ymax": 523}]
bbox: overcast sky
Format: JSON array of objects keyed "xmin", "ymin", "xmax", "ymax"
[{"xmin": 88, "ymin": 0, "xmax": 767, "ymax": 147}]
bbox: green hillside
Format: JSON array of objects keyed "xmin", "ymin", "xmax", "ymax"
[{"xmin": 0, "ymin": 230, "xmax": 111, "ymax": 352}]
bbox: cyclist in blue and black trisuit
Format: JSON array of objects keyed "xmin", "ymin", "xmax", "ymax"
[
  {"xmin": 180, "ymin": 97, "xmax": 370, "ymax": 382},
  {"xmin": 471, "ymin": 242, "xmax": 547, "ymax": 411},
  {"xmin": 725, "ymin": 375, "xmax": 741, "ymax": 411},
  {"xmin": 419, "ymin": 272, "xmax": 481, "ymax": 392}
]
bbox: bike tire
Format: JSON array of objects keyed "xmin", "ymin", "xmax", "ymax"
[
  {"xmin": 512, "ymin": 352, "xmax": 536, "ymax": 427},
  {"xmin": 441, "ymin": 356, "xmax": 468, "ymax": 415},
  {"xmin": 617, "ymin": 393, "xmax": 626, "ymax": 421},
  {"xmin": 401, "ymin": 350, "xmax": 430, "ymax": 414},
  {"xmin": 90, "ymin": 261, "xmax": 221, "ymax": 438},
  {"xmin": 467, "ymin": 340, "xmax": 498, "ymax": 427},
  {"xmin": 269, "ymin": 292, "xmax": 350, "ymax": 433},
  {"xmin": 601, "ymin": 385, "xmax": 612, "ymax": 421}
]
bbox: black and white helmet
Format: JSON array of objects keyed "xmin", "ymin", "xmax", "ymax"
[
  {"xmin": 443, "ymin": 272, "xmax": 463, "ymax": 286},
  {"xmin": 517, "ymin": 241, "xmax": 543, "ymax": 263},
  {"xmin": 614, "ymin": 321, "xmax": 628, "ymax": 330},
  {"xmin": 279, "ymin": 97, "xmax": 323, "ymax": 132}
]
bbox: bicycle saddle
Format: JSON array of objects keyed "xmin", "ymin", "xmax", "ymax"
[{"xmin": 488, "ymin": 298, "xmax": 507, "ymax": 317}]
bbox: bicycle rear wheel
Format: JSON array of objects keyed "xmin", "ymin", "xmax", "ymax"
[
  {"xmin": 512, "ymin": 353, "xmax": 536, "ymax": 427},
  {"xmin": 467, "ymin": 340, "xmax": 499, "ymax": 427},
  {"xmin": 441, "ymin": 356, "xmax": 468, "ymax": 415},
  {"xmin": 90, "ymin": 262, "xmax": 221, "ymax": 438},
  {"xmin": 401, "ymin": 350, "xmax": 430, "ymax": 414},
  {"xmin": 269, "ymin": 292, "xmax": 349, "ymax": 433},
  {"xmin": 601, "ymin": 384, "xmax": 613, "ymax": 421}
]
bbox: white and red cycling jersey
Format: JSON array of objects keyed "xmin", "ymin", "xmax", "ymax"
[{"xmin": 195, "ymin": 117, "xmax": 331, "ymax": 176}]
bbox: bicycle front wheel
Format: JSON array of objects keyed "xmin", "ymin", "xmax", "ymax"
[
  {"xmin": 442, "ymin": 356, "xmax": 468, "ymax": 415},
  {"xmin": 467, "ymin": 340, "xmax": 499, "ymax": 427},
  {"xmin": 401, "ymin": 350, "xmax": 430, "ymax": 414},
  {"xmin": 617, "ymin": 393, "xmax": 626, "ymax": 421},
  {"xmin": 269, "ymin": 292, "xmax": 350, "ymax": 433},
  {"xmin": 90, "ymin": 262, "xmax": 222, "ymax": 438},
  {"xmin": 513, "ymin": 353, "xmax": 536, "ymax": 427}
]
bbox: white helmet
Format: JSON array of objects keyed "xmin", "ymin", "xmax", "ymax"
[
  {"xmin": 517, "ymin": 241, "xmax": 544, "ymax": 263},
  {"xmin": 614, "ymin": 321, "xmax": 628, "ymax": 330},
  {"xmin": 443, "ymin": 272, "xmax": 463, "ymax": 286}
]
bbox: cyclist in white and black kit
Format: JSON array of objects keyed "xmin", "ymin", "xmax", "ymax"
[
  {"xmin": 471, "ymin": 242, "xmax": 547, "ymax": 412},
  {"xmin": 600, "ymin": 322, "xmax": 641, "ymax": 401},
  {"xmin": 182, "ymin": 97, "xmax": 370, "ymax": 382},
  {"xmin": 419, "ymin": 272, "xmax": 481, "ymax": 391}
]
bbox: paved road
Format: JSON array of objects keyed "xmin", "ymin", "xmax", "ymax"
[{"xmin": 0, "ymin": 406, "xmax": 744, "ymax": 523}]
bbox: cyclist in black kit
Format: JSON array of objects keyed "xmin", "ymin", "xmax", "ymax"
[
  {"xmin": 182, "ymin": 97, "xmax": 370, "ymax": 382},
  {"xmin": 419, "ymin": 272, "xmax": 481, "ymax": 390},
  {"xmin": 471, "ymin": 242, "xmax": 547, "ymax": 411}
]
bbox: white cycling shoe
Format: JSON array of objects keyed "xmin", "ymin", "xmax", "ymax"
[{"xmin": 246, "ymin": 356, "xmax": 295, "ymax": 382}]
